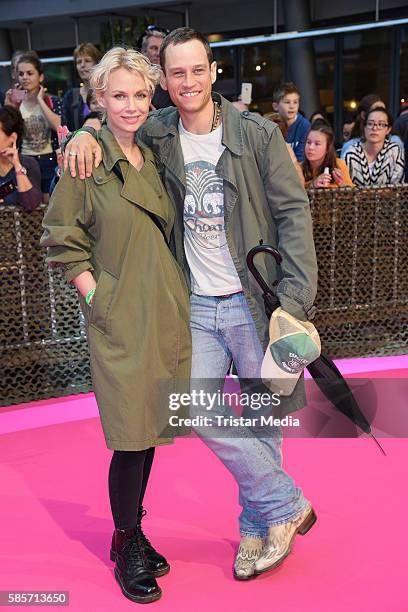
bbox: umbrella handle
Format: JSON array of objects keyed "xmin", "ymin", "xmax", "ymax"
[{"xmin": 246, "ymin": 244, "xmax": 282, "ymax": 295}]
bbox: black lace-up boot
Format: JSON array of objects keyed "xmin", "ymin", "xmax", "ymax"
[
  {"xmin": 136, "ymin": 507, "xmax": 170, "ymax": 577},
  {"xmin": 110, "ymin": 527, "xmax": 162, "ymax": 603}
]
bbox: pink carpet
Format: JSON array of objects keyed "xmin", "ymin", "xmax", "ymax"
[{"xmin": 1, "ymin": 356, "xmax": 407, "ymax": 611}]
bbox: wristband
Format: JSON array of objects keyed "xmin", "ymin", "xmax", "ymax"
[
  {"xmin": 73, "ymin": 128, "xmax": 86, "ymax": 138},
  {"xmin": 61, "ymin": 126, "xmax": 97, "ymax": 153},
  {"xmin": 85, "ymin": 288, "xmax": 96, "ymax": 306}
]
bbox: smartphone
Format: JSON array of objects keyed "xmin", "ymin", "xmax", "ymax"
[
  {"xmin": 240, "ymin": 82, "xmax": 252, "ymax": 105},
  {"xmin": 0, "ymin": 180, "xmax": 16, "ymax": 200},
  {"xmin": 57, "ymin": 125, "xmax": 69, "ymax": 146},
  {"xmin": 9, "ymin": 88, "xmax": 26, "ymax": 104}
]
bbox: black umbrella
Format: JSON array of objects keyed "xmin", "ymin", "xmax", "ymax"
[{"xmin": 246, "ymin": 243, "xmax": 385, "ymax": 455}]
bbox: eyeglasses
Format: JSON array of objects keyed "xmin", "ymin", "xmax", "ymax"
[{"xmin": 366, "ymin": 121, "xmax": 389, "ymax": 129}]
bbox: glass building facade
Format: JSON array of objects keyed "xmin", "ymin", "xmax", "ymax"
[
  {"xmin": 1, "ymin": 17, "xmax": 407, "ymax": 143},
  {"xmin": 211, "ymin": 19, "xmax": 408, "ymax": 140}
]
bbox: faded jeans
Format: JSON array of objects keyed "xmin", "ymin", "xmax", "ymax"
[{"xmin": 190, "ymin": 292, "xmax": 307, "ymax": 537}]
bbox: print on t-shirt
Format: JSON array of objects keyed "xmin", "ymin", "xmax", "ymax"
[
  {"xmin": 184, "ymin": 160, "xmax": 226, "ymax": 248},
  {"xmin": 179, "ymin": 121, "xmax": 242, "ymax": 295}
]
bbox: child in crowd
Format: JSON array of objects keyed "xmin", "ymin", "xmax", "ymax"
[
  {"xmin": 302, "ymin": 120, "xmax": 353, "ymax": 188},
  {"xmin": 273, "ymin": 82, "xmax": 310, "ymax": 161},
  {"xmin": 82, "ymin": 88, "xmax": 103, "ymax": 130}
]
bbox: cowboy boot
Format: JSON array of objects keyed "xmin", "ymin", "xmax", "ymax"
[
  {"xmin": 233, "ymin": 535, "xmax": 264, "ymax": 580},
  {"xmin": 136, "ymin": 507, "xmax": 170, "ymax": 577},
  {"xmin": 110, "ymin": 527, "xmax": 162, "ymax": 603},
  {"xmin": 254, "ymin": 504, "xmax": 317, "ymax": 575}
]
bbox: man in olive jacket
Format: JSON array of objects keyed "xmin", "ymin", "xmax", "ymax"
[{"xmin": 65, "ymin": 28, "xmax": 318, "ymax": 581}]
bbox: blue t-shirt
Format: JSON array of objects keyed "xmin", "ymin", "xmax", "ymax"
[{"xmin": 286, "ymin": 114, "xmax": 310, "ymax": 161}]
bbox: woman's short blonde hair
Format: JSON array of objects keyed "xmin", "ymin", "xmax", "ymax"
[{"xmin": 90, "ymin": 47, "xmax": 160, "ymax": 97}]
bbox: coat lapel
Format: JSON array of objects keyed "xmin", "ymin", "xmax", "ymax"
[
  {"xmin": 141, "ymin": 110, "xmax": 187, "ymax": 190},
  {"xmin": 119, "ymin": 159, "xmax": 171, "ymax": 226},
  {"xmin": 95, "ymin": 127, "xmax": 173, "ymax": 228}
]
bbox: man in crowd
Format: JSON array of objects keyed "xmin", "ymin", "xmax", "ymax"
[
  {"xmin": 64, "ymin": 27, "xmax": 318, "ymax": 582},
  {"xmin": 140, "ymin": 27, "xmax": 172, "ymax": 109}
]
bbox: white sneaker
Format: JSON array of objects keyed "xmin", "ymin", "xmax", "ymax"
[
  {"xmin": 233, "ymin": 536, "xmax": 264, "ymax": 580},
  {"xmin": 254, "ymin": 504, "xmax": 317, "ymax": 575}
]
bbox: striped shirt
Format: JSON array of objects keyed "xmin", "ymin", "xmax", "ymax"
[{"xmin": 344, "ymin": 138, "xmax": 405, "ymax": 187}]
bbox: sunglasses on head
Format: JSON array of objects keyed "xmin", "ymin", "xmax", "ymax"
[
  {"xmin": 144, "ymin": 25, "xmax": 169, "ymax": 36},
  {"xmin": 136, "ymin": 25, "xmax": 169, "ymax": 51}
]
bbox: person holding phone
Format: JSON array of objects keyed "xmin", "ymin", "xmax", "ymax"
[
  {"xmin": 12, "ymin": 51, "xmax": 64, "ymax": 203},
  {"xmin": 4, "ymin": 86, "xmax": 26, "ymax": 108},
  {"xmin": 0, "ymin": 105, "xmax": 41, "ymax": 211}
]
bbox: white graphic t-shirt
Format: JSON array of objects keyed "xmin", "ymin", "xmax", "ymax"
[
  {"xmin": 179, "ymin": 120, "xmax": 242, "ymax": 296},
  {"xmin": 20, "ymin": 102, "xmax": 53, "ymax": 156}
]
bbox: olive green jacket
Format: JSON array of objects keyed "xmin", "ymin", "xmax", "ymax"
[
  {"xmin": 139, "ymin": 94, "xmax": 318, "ymax": 411},
  {"xmin": 41, "ymin": 127, "xmax": 191, "ymax": 450}
]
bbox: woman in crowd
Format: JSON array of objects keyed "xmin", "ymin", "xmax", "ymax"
[
  {"xmin": 41, "ymin": 47, "xmax": 191, "ymax": 605},
  {"xmin": 341, "ymin": 93, "xmax": 403, "ymax": 158},
  {"xmin": 63, "ymin": 42, "xmax": 102, "ymax": 131},
  {"xmin": 344, "ymin": 106, "xmax": 405, "ymax": 186},
  {"xmin": 302, "ymin": 120, "xmax": 353, "ymax": 188},
  {"xmin": 14, "ymin": 51, "xmax": 64, "ymax": 202},
  {"xmin": 0, "ymin": 106, "xmax": 41, "ymax": 210}
]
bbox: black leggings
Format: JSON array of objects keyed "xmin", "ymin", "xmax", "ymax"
[{"xmin": 108, "ymin": 447, "xmax": 155, "ymax": 530}]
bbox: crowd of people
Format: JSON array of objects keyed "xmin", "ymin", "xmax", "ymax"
[
  {"xmin": 0, "ymin": 30, "xmax": 406, "ymax": 213},
  {"xmin": 265, "ymin": 82, "xmax": 406, "ymax": 188}
]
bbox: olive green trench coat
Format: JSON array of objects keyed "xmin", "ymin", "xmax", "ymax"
[{"xmin": 41, "ymin": 127, "xmax": 192, "ymax": 450}]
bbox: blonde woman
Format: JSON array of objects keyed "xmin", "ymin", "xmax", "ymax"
[{"xmin": 41, "ymin": 48, "xmax": 191, "ymax": 604}]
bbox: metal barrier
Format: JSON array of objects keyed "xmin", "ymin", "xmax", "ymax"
[
  {"xmin": 1, "ymin": 185, "xmax": 408, "ymax": 406},
  {"xmin": 310, "ymin": 185, "xmax": 408, "ymax": 358},
  {"xmin": 0, "ymin": 205, "xmax": 91, "ymax": 406}
]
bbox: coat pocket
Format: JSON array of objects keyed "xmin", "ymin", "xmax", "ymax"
[{"xmin": 89, "ymin": 269, "xmax": 118, "ymax": 335}]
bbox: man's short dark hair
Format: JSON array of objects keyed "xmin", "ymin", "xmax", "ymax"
[{"xmin": 159, "ymin": 27, "xmax": 213, "ymax": 72}]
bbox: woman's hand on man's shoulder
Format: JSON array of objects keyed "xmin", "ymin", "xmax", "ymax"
[{"xmin": 64, "ymin": 131, "xmax": 102, "ymax": 180}]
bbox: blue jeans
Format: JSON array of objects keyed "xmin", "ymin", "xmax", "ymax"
[{"xmin": 190, "ymin": 292, "xmax": 307, "ymax": 537}]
